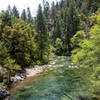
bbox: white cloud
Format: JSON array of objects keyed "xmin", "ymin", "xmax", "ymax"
[{"xmin": 0, "ymin": 0, "xmax": 61, "ymax": 16}]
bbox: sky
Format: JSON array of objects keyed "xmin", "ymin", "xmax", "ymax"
[{"xmin": 0, "ymin": 0, "xmax": 60, "ymax": 16}]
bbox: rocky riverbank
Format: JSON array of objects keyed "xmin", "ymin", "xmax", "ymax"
[
  {"xmin": 11, "ymin": 65, "xmax": 50, "ymax": 84},
  {"xmin": 0, "ymin": 65, "xmax": 48, "ymax": 100},
  {"xmin": 11, "ymin": 58, "xmax": 57, "ymax": 84},
  {"xmin": 0, "ymin": 58, "xmax": 58, "ymax": 100}
]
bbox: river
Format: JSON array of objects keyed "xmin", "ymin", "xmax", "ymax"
[{"xmin": 11, "ymin": 57, "xmax": 94, "ymax": 100}]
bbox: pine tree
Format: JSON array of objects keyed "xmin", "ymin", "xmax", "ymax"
[
  {"xmin": 21, "ymin": 9, "xmax": 27, "ymax": 21},
  {"xmin": 7, "ymin": 5, "xmax": 12, "ymax": 15},
  {"xmin": 36, "ymin": 5, "xmax": 49, "ymax": 63},
  {"xmin": 12, "ymin": 5, "xmax": 19, "ymax": 18},
  {"xmin": 27, "ymin": 7, "xmax": 32, "ymax": 23},
  {"xmin": 53, "ymin": 19, "xmax": 62, "ymax": 43},
  {"xmin": 64, "ymin": 1, "xmax": 79, "ymax": 54},
  {"xmin": 51, "ymin": 2, "xmax": 56, "ymax": 19},
  {"xmin": 43, "ymin": 1, "xmax": 50, "ymax": 19},
  {"xmin": 60, "ymin": 0, "xmax": 64, "ymax": 8}
]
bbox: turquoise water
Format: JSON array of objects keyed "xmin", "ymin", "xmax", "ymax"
[{"xmin": 11, "ymin": 57, "xmax": 93, "ymax": 100}]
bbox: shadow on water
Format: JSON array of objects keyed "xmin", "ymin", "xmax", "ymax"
[{"xmin": 11, "ymin": 57, "xmax": 95, "ymax": 100}]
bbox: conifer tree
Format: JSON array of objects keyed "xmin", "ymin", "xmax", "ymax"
[
  {"xmin": 53, "ymin": 19, "xmax": 62, "ymax": 43},
  {"xmin": 60, "ymin": 0, "xmax": 64, "ymax": 8},
  {"xmin": 7, "ymin": 5, "xmax": 12, "ymax": 15},
  {"xmin": 12, "ymin": 5, "xmax": 19, "ymax": 18},
  {"xmin": 27, "ymin": 7, "xmax": 32, "ymax": 23},
  {"xmin": 51, "ymin": 2, "xmax": 56, "ymax": 19},
  {"xmin": 36, "ymin": 4, "xmax": 49, "ymax": 63},
  {"xmin": 21, "ymin": 9, "xmax": 27, "ymax": 21},
  {"xmin": 64, "ymin": 1, "xmax": 79, "ymax": 54},
  {"xmin": 0, "ymin": 10, "xmax": 12, "ymax": 34},
  {"xmin": 43, "ymin": 1, "xmax": 50, "ymax": 19}
]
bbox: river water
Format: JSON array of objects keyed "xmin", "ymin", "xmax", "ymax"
[{"xmin": 11, "ymin": 57, "xmax": 93, "ymax": 100}]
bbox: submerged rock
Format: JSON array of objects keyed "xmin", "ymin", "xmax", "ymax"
[{"xmin": 78, "ymin": 96, "xmax": 93, "ymax": 100}]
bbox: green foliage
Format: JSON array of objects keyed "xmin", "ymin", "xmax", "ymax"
[
  {"xmin": 54, "ymin": 38, "xmax": 63, "ymax": 55},
  {"xmin": 0, "ymin": 10, "xmax": 12, "ymax": 34},
  {"xmin": 0, "ymin": 41, "xmax": 21, "ymax": 71},
  {"xmin": 2, "ymin": 19, "xmax": 36, "ymax": 67},
  {"xmin": 71, "ymin": 10, "xmax": 100, "ymax": 98},
  {"xmin": 36, "ymin": 60, "xmax": 43, "ymax": 66},
  {"xmin": 96, "ymin": 14, "xmax": 100, "ymax": 25},
  {"xmin": 71, "ymin": 30, "xmax": 86, "ymax": 49},
  {"xmin": 0, "ymin": 41, "xmax": 8, "ymax": 65},
  {"xmin": 4, "ymin": 57, "xmax": 21, "ymax": 71}
]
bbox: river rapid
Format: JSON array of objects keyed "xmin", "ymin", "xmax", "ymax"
[{"xmin": 11, "ymin": 57, "xmax": 94, "ymax": 100}]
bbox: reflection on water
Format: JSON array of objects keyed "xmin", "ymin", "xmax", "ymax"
[{"xmin": 11, "ymin": 57, "xmax": 93, "ymax": 100}]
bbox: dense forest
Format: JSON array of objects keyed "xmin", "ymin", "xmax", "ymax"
[{"xmin": 0, "ymin": 0, "xmax": 100, "ymax": 100}]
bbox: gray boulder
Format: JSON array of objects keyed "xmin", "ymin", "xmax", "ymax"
[{"xmin": 0, "ymin": 87, "xmax": 10, "ymax": 100}]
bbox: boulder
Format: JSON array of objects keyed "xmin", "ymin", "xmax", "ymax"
[
  {"xmin": 11, "ymin": 73, "xmax": 26, "ymax": 83},
  {"xmin": 0, "ymin": 87, "xmax": 10, "ymax": 100}
]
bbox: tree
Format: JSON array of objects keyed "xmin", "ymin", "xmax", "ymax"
[
  {"xmin": 64, "ymin": 1, "xmax": 79, "ymax": 54},
  {"xmin": 27, "ymin": 7, "xmax": 32, "ymax": 23},
  {"xmin": 43, "ymin": 1, "xmax": 50, "ymax": 19},
  {"xmin": 71, "ymin": 11, "xmax": 100, "ymax": 97},
  {"xmin": 60, "ymin": 0, "xmax": 64, "ymax": 8},
  {"xmin": 53, "ymin": 19, "xmax": 62, "ymax": 43},
  {"xmin": 7, "ymin": 5, "xmax": 12, "ymax": 15},
  {"xmin": 21, "ymin": 9, "xmax": 27, "ymax": 21},
  {"xmin": 55, "ymin": 38, "xmax": 63, "ymax": 55},
  {"xmin": 71, "ymin": 30, "xmax": 86, "ymax": 49},
  {"xmin": 51, "ymin": 2, "xmax": 56, "ymax": 19},
  {"xmin": 71, "ymin": 9, "xmax": 100, "ymax": 67},
  {"xmin": 2, "ymin": 19, "xmax": 36, "ymax": 67},
  {"xmin": 36, "ymin": 5, "xmax": 49, "ymax": 63},
  {"xmin": 12, "ymin": 5, "xmax": 19, "ymax": 18},
  {"xmin": 0, "ymin": 10, "xmax": 12, "ymax": 34}
]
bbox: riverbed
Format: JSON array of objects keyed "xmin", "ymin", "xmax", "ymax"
[{"xmin": 10, "ymin": 57, "xmax": 94, "ymax": 100}]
